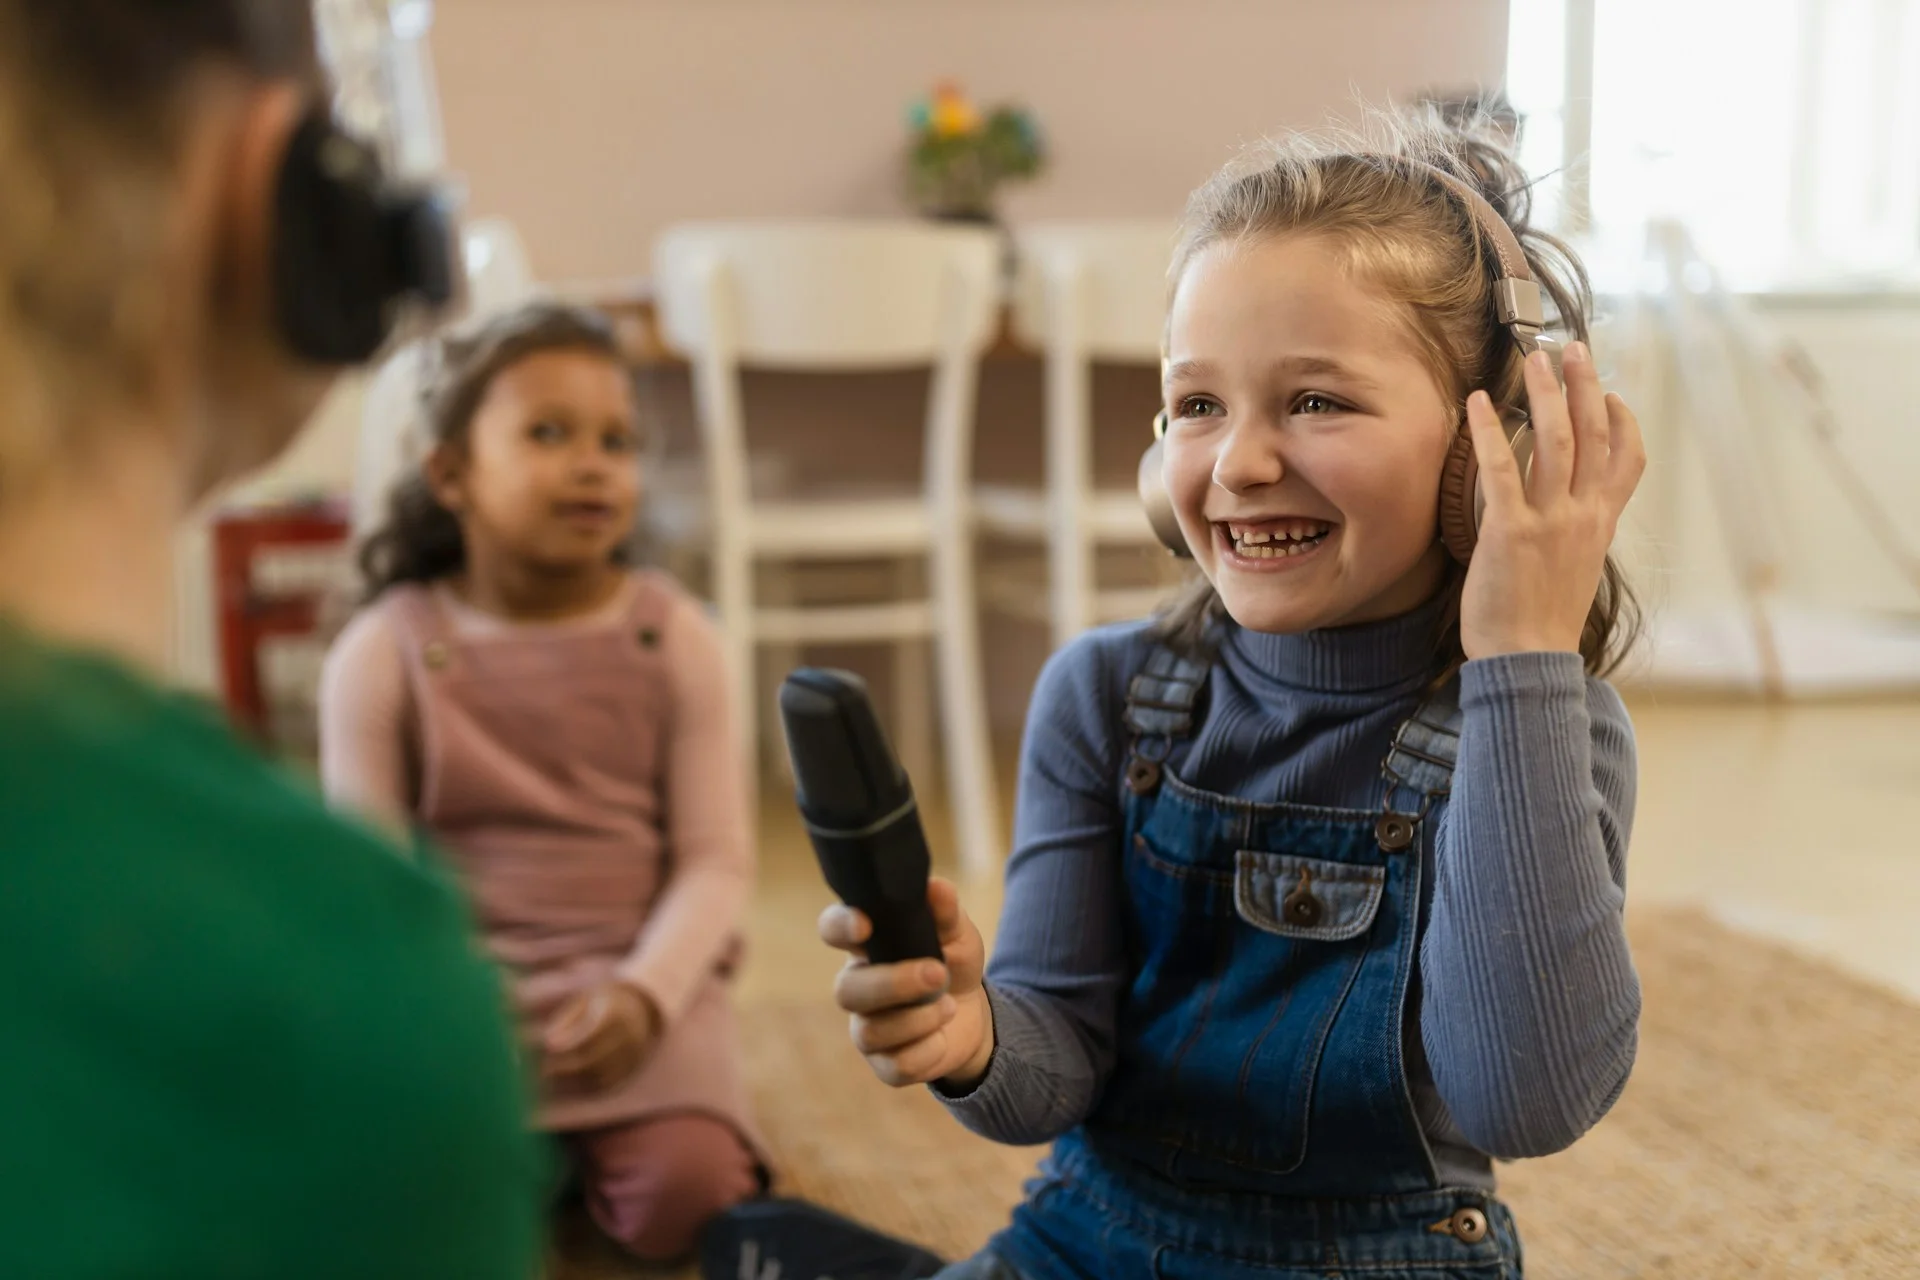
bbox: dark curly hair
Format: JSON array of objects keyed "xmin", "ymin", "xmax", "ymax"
[
  {"xmin": 1155, "ymin": 102, "xmax": 1640, "ymax": 680},
  {"xmin": 355, "ymin": 301, "xmax": 640, "ymax": 602}
]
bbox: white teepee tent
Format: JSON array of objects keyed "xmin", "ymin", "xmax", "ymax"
[{"xmin": 1604, "ymin": 220, "xmax": 1920, "ymax": 698}]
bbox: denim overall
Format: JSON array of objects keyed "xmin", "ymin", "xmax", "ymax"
[{"xmin": 985, "ymin": 647, "xmax": 1523, "ymax": 1280}]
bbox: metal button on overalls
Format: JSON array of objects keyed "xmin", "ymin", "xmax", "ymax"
[
  {"xmin": 1450, "ymin": 1208, "xmax": 1489, "ymax": 1243},
  {"xmin": 1281, "ymin": 868, "xmax": 1325, "ymax": 927},
  {"xmin": 1376, "ymin": 812, "xmax": 1415, "ymax": 852}
]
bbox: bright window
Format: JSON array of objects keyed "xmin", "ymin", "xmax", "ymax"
[{"xmin": 1507, "ymin": 0, "xmax": 1920, "ymax": 288}]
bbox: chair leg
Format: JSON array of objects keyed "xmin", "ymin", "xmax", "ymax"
[
  {"xmin": 712, "ymin": 538, "xmax": 760, "ymax": 809},
  {"xmin": 758, "ymin": 560, "xmax": 801, "ymax": 783},
  {"xmin": 1049, "ymin": 525, "xmax": 1096, "ymax": 650},
  {"xmin": 891, "ymin": 559, "xmax": 938, "ymax": 790},
  {"xmin": 929, "ymin": 534, "xmax": 1001, "ymax": 881}
]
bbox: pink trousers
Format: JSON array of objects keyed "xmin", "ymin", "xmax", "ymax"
[{"xmin": 564, "ymin": 1113, "xmax": 761, "ymax": 1262}]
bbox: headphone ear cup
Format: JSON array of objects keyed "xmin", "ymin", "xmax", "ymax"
[
  {"xmin": 271, "ymin": 106, "xmax": 459, "ymax": 365},
  {"xmin": 1137, "ymin": 438, "xmax": 1192, "ymax": 558},
  {"xmin": 272, "ymin": 109, "xmax": 394, "ymax": 363},
  {"xmin": 1438, "ymin": 426, "xmax": 1479, "ymax": 565},
  {"xmin": 1438, "ymin": 411, "xmax": 1538, "ymax": 566}
]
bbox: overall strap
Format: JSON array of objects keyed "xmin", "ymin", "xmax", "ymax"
[
  {"xmin": 622, "ymin": 570, "xmax": 678, "ymax": 650},
  {"xmin": 1122, "ymin": 646, "xmax": 1212, "ymax": 795},
  {"xmin": 1373, "ymin": 677, "xmax": 1464, "ymax": 853},
  {"xmin": 383, "ymin": 583, "xmax": 458, "ymax": 675}
]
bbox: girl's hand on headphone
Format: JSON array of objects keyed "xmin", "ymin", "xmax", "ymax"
[{"xmin": 1460, "ymin": 341, "xmax": 1645, "ymax": 661}]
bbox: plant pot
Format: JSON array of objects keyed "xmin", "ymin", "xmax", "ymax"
[{"xmin": 924, "ymin": 207, "xmax": 997, "ymax": 226}]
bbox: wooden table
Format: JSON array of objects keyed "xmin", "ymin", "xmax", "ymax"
[{"xmin": 586, "ymin": 282, "xmax": 1042, "ymax": 368}]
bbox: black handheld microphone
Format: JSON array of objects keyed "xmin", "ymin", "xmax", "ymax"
[{"xmin": 778, "ymin": 668, "xmax": 943, "ymax": 966}]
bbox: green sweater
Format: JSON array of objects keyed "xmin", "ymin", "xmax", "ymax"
[{"xmin": 0, "ymin": 623, "xmax": 546, "ymax": 1278}]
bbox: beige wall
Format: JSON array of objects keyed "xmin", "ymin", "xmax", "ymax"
[
  {"xmin": 215, "ymin": 1, "xmax": 1512, "ymax": 722},
  {"xmin": 432, "ymin": 0, "xmax": 1511, "ymax": 283},
  {"xmin": 240, "ymin": 1, "xmax": 1513, "ymax": 515}
]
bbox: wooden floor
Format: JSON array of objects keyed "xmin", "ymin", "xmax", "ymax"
[
  {"xmin": 1616, "ymin": 692, "xmax": 1920, "ymax": 1000},
  {"xmin": 741, "ymin": 692, "xmax": 1920, "ymax": 1006}
]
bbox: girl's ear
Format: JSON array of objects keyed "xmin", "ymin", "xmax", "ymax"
[{"xmin": 422, "ymin": 442, "xmax": 468, "ymax": 515}]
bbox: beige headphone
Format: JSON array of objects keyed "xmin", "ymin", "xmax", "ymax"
[{"xmin": 1138, "ymin": 160, "xmax": 1564, "ymax": 565}]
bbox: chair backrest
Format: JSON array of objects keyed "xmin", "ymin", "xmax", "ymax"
[
  {"xmin": 649, "ymin": 219, "xmax": 1004, "ymax": 535},
  {"xmin": 651, "ymin": 220, "xmax": 1002, "ymax": 369},
  {"xmin": 1009, "ymin": 220, "xmax": 1179, "ymax": 361},
  {"xmin": 461, "ymin": 216, "xmax": 539, "ymax": 318}
]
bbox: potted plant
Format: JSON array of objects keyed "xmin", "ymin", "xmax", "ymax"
[{"xmin": 905, "ymin": 81, "xmax": 1044, "ymax": 224}]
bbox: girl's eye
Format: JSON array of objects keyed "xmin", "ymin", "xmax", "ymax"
[
  {"xmin": 1293, "ymin": 392, "xmax": 1345, "ymax": 415},
  {"xmin": 603, "ymin": 427, "xmax": 642, "ymax": 454},
  {"xmin": 529, "ymin": 420, "xmax": 568, "ymax": 444},
  {"xmin": 1174, "ymin": 395, "xmax": 1222, "ymax": 419}
]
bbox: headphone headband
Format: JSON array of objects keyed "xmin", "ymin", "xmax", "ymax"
[{"xmin": 1401, "ymin": 160, "xmax": 1555, "ymax": 366}]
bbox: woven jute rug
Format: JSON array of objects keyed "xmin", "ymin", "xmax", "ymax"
[{"xmin": 561, "ymin": 909, "xmax": 1920, "ymax": 1277}]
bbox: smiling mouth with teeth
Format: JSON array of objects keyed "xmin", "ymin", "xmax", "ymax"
[{"xmin": 1224, "ymin": 519, "xmax": 1334, "ymax": 558}]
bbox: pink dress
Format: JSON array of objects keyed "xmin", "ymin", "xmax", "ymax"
[{"xmin": 319, "ymin": 572, "xmax": 760, "ymax": 1145}]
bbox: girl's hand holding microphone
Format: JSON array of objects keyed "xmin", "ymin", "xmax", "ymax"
[{"xmin": 819, "ymin": 877, "xmax": 995, "ymax": 1092}]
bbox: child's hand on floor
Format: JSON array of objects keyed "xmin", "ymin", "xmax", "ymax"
[
  {"xmin": 541, "ymin": 981, "xmax": 661, "ymax": 1096},
  {"xmin": 819, "ymin": 877, "xmax": 995, "ymax": 1094}
]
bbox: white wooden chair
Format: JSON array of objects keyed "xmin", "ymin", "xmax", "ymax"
[
  {"xmin": 651, "ymin": 220, "xmax": 1004, "ymax": 877},
  {"xmin": 460, "ymin": 216, "xmax": 538, "ymax": 318},
  {"xmin": 976, "ymin": 220, "xmax": 1180, "ymax": 646}
]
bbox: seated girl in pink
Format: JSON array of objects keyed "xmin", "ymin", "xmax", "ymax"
[{"xmin": 319, "ymin": 302, "xmax": 763, "ymax": 1264}]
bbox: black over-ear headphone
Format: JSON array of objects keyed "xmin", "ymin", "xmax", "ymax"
[{"xmin": 270, "ymin": 103, "xmax": 460, "ymax": 364}]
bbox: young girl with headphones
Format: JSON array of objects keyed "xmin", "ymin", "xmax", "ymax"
[
  {"xmin": 820, "ymin": 110, "xmax": 1647, "ymax": 1278},
  {"xmin": 320, "ymin": 302, "xmax": 765, "ymax": 1266}
]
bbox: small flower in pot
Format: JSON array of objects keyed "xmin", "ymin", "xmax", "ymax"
[{"xmin": 905, "ymin": 81, "xmax": 1044, "ymax": 224}]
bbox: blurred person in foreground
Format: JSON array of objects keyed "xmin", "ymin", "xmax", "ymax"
[{"xmin": 0, "ymin": 2, "xmax": 546, "ymax": 1276}]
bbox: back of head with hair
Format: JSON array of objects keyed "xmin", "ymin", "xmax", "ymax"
[
  {"xmin": 355, "ymin": 300, "xmax": 639, "ymax": 601},
  {"xmin": 0, "ymin": 0, "xmax": 319, "ymax": 490},
  {"xmin": 1156, "ymin": 103, "xmax": 1638, "ymax": 678}
]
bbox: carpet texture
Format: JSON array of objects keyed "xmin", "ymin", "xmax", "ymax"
[{"xmin": 558, "ymin": 909, "xmax": 1920, "ymax": 1278}]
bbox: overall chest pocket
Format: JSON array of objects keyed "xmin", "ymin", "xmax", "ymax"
[{"xmin": 1235, "ymin": 850, "xmax": 1386, "ymax": 942}]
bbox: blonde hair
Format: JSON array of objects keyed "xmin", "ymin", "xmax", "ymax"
[
  {"xmin": 1156, "ymin": 104, "xmax": 1639, "ymax": 678},
  {"xmin": 0, "ymin": 1, "xmax": 315, "ymax": 494}
]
